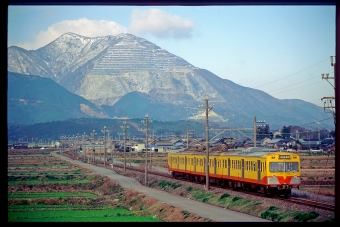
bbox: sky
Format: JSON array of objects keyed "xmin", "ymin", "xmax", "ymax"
[{"xmin": 7, "ymin": 4, "xmax": 336, "ymax": 109}]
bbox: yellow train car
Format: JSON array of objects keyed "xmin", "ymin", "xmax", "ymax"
[{"xmin": 168, "ymin": 148, "xmax": 301, "ymax": 196}]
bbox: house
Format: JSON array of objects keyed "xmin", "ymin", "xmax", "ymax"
[
  {"xmin": 156, "ymin": 141, "xmax": 173, "ymax": 152},
  {"xmin": 300, "ymin": 141, "xmax": 321, "ymax": 150},
  {"xmin": 171, "ymin": 139, "xmax": 185, "ymax": 148},
  {"xmin": 234, "ymin": 139, "xmax": 244, "ymax": 148},
  {"xmin": 13, "ymin": 142, "xmax": 28, "ymax": 149},
  {"xmin": 264, "ymin": 138, "xmax": 283, "ymax": 149},
  {"xmin": 281, "ymin": 138, "xmax": 297, "ymax": 148}
]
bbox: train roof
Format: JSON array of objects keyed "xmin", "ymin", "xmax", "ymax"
[{"xmin": 169, "ymin": 147, "xmax": 299, "ymax": 158}]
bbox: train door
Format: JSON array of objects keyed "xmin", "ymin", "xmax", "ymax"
[
  {"xmin": 257, "ymin": 160, "xmax": 261, "ymax": 182},
  {"xmin": 204, "ymin": 157, "xmax": 206, "ymax": 174},
  {"xmin": 241, "ymin": 159, "xmax": 244, "ymax": 179},
  {"xmin": 194, "ymin": 157, "xmax": 196, "ymax": 172},
  {"xmin": 228, "ymin": 158, "xmax": 231, "ymax": 178},
  {"xmin": 185, "ymin": 156, "xmax": 187, "ymax": 171},
  {"xmin": 170, "ymin": 155, "xmax": 172, "ymax": 169},
  {"xmin": 214, "ymin": 158, "xmax": 217, "ymax": 175}
]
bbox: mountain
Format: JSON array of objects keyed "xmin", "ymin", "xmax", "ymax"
[
  {"xmin": 7, "ymin": 32, "xmax": 334, "ymax": 129},
  {"xmin": 7, "ymin": 72, "xmax": 107, "ymax": 125}
]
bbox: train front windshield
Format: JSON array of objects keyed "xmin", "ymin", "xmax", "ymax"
[{"xmin": 269, "ymin": 162, "xmax": 299, "ymax": 172}]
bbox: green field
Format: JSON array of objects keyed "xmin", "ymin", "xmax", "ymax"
[
  {"xmin": 8, "ymin": 192, "xmax": 98, "ymax": 199},
  {"xmin": 8, "ymin": 166, "xmax": 164, "ymax": 222},
  {"xmin": 8, "ymin": 208, "xmax": 161, "ymax": 222}
]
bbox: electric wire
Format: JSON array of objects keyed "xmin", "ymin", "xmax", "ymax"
[
  {"xmin": 252, "ymin": 58, "xmax": 330, "ymax": 89},
  {"xmin": 248, "ymin": 57, "xmax": 333, "ymax": 105}
]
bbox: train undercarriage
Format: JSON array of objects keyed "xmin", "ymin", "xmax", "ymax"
[{"xmin": 171, "ymin": 171, "xmax": 294, "ymax": 197}]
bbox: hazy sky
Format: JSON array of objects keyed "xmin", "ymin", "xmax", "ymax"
[{"xmin": 7, "ymin": 5, "xmax": 336, "ymax": 108}]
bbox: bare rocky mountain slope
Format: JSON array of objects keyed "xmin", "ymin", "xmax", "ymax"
[{"xmin": 7, "ymin": 32, "xmax": 334, "ymax": 128}]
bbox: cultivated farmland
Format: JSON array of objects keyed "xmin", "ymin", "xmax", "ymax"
[{"xmin": 7, "ymin": 149, "xmax": 214, "ymax": 222}]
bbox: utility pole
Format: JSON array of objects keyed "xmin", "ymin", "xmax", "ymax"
[
  {"xmin": 334, "ymin": 7, "xmax": 339, "ymax": 220},
  {"xmin": 254, "ymin": 116, "xmax": 257, "ymax": 148},
  {"xmin": 141, "ymin": 114, "xmax": 152, "ymax": 186},
  {"xmin": 254, "ymin": 119, "xmax": 265, "ymax": 147},
  {"xmin": 120, "ymin": 122, "xmax": 129, "ymax": 172},
  {"xmin": 91, "ymin": 130, "xmax": 96, "ymax": 164},
  {"xmin": 321, "ymin": 56, "xmax": 336, "ymax": 126},
  {"xmin": 198, "ymin": 95, "xmax": 213, "ymax": 191},
  {"xmin": 102, "ymin": 126, "xmax": 107, "ymax": 168},
  {"xmin": 107, "ymin": 130, "xmax": 113, "ymax": 161},
  {"xmin": 83, "ymin": 132, "xmax": 86, "ymax": 162},
  {"xmin": 187, "ymin": 126, "xmax": 189, "ymax": 149}
]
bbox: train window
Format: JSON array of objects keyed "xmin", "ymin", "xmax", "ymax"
[
  {"xmin": 253, "ymin": 162, "xmax": 256, "ymax": 171},
  {"xmin": 270, "ymin": 162, "xmax": 284, "ymax": 172},
  {"xmin": 223, "ymin": 160, "xmax": 226, "ymax": 168},
  {"xmin": 270, "ymin": 162, "xmax": 298, "ymax": 172},
  {"xmin": 285, "ymin": 162, "xmax": 299, "ymax": 172}
]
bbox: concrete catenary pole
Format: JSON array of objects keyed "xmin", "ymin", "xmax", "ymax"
[
  {"xmin": 254, "ymin": 116, "xmax": 257, "ymax": 148},
  {"xmin": 334, "ymin": 4, "xmax": 339, "ymax": 221},
  {"xmin": 120, "ymin": 122, "xmax": 129, "ymax": 172},
  {"xmin": 141, "ymin": 114, "xmax": 152, "ymax": 186},
  {"xmin": 199, "ymin": 95, "xmax": 213, "ymax": 191},
  {"xmin": 187, "ymin": 126, "xmax": 189, "ymax": 149},
  {"xmin": 102, "ymin": 126, "xmax": 107, "ymax": 168},
  {"xmin": 92, "ymin": 130, "xmax": 95, "ymax": 164},
  {"xmin": 83, "ymin": 132, "xmax": 86, "ymax": 162}
]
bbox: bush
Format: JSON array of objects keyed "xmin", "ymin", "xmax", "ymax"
[
  {"xmin": 294, "ymin": 211, "xmax": 319, "ymax": 222},
  {"xmin": 231, "ymin": 196, "xmax": 241, "ymax": 202},
  {"xmin": 219, "ymin": 193, "xmax": 230, "ymax": 200}
]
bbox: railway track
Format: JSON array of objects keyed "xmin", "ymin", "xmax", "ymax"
[
  {"xmin": 112, "ymin": 163, "xmax": 335, "ymax": 212},
  {"xmin": 286, "ymin": 197, "xmax": 335, "ymax": 211},
  {"xmin": 65, "ymin": 153, "xmax": 335, "ymax": 212}
]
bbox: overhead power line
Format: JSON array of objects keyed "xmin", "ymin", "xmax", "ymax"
[{"xmin": 253, "ymin": 58, "xmax": 329, "ymax": 89}]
